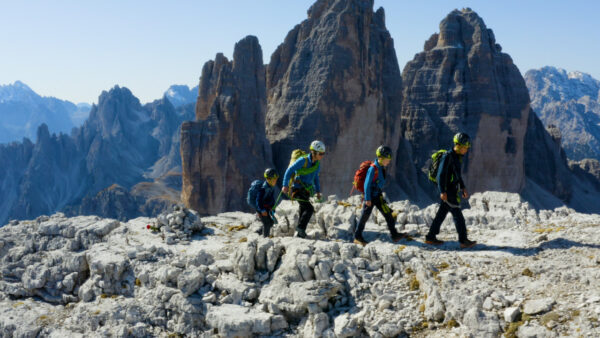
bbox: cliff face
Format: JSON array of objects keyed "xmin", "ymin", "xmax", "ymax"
[
  {"xmin": 265, "ymin": 0, "xmax": 410, "ymax": 198},
  {"xmin": 181, "ymin": 36, "xmax": 273, "ymax": 214},
  {"xmin": 400, "ymin": 8, "xmax": 532, "ymax": 195}
]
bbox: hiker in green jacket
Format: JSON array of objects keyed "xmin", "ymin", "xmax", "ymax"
[
  {"xmin": 281, "ymin": 140, "xmax": 325, "ymax": 238},
  {"xmin": 425, "ymin": 132, "xmax": 477, "ymax": 249}
]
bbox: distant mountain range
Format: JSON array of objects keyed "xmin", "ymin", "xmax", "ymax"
[
  {"xmin": 164, "ymin": 84, "xmax": 199, "ymax": 108},
  {"xmin": 0, "ymin": 85, "xmax": 194, "ymax": 225},
  {"xmin": 525, "ymin": 67, "xmax": 600, "ymax": 161},
  {"xmin": 0, "ymin": 81, "xmax": 90, "ymax": 143},
  {"xmin": 0, "ymin": 82, "xmax": 198, "ymax": 144}
]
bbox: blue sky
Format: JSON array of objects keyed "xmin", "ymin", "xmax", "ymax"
[{"xmin": 1, "ymin": 0, "xmax": 599, "ymax": 104}]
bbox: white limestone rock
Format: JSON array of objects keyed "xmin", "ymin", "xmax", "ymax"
[{"xmin": 523, "ymin": 298, "xmax": 555, "ymax": 315}]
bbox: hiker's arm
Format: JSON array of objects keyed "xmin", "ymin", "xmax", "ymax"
[
  {"xmin": 256, "ymin": 188, "xmax": 267, "ymax": 214},
  {"xmin": 282, "ymin": 158, "xmax": 306, "ymax": 192},
  {"xmin": 436, "ymin": 153, "xmax": 449, "ymax": 194},
  {"xmin": 364, "ymin": 166, "xmax": 376, "ymax": 202},
  {"xmin": 314, "ymin": 167, "xmax": 321, "ymax": 193}
]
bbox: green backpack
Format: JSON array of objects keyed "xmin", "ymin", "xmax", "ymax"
[
  {"xmin": 287, "ymin": 149, "xmax": 320, "ymax": 189},
  {"xmin": 428, "ymin": 149, "xmax": 447, "ymax": 183}
]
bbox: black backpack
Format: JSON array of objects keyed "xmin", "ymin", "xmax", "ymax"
[{"xmin": 428, "ymin": 150, "xmax": 448, "ymax": 183}]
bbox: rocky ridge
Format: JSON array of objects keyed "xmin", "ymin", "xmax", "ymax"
[{"xmin": 1, "ymin": 192, "xmax": 599, "ymax": 337}]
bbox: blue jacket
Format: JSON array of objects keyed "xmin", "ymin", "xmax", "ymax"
[
  {"xmin": 282, "ymin": 153, "xmax": 321, "ymax": 193},
  {"xmin": 364, "ymin": 158, "xmax": 386, "ymax": 201},
  {"xmin": 255, "ymin": 181, "xmax": 277, "ymax": 213}
]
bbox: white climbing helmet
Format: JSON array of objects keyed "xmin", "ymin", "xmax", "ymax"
[{"xmin": 309, "ymin": 140, "xmax": 326, "ymax": 153}]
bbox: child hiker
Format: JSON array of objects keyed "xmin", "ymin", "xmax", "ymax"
[
  {"xmin": 353, "ymin": 145, "xmax": 408, "ymax": 246},
  {"xmin": 247, "ymin": 168, "xmax": 280, "ymax": 237}
]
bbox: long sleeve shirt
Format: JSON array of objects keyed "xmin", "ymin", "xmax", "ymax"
[
  {"xmin": 364, "ymin": 158, "xmax": 386, "ymax": 202},
  {"xmin": 282, "ymin": 153, "xmax": 321, "ymax": 193},
  {"xmin": 255, "ymin": 181, "xmax": 277, "ymax": 213}
]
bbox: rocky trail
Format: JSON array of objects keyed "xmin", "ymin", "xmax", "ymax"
[{"xmin": 1, "ymin": 192, "xmax": 599, "ymax": 337}]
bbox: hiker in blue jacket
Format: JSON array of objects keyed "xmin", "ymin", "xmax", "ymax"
[
  {"xmin": 253, "ymin": 168, "xmax": 279, "ymax": 237},
  {"xmin": 281, "ymin": 140, "xmax": 325, "ymax": 238},
  {"xmin": 425, "ymin": 132, "xmax": 477, "ymax": 249},
  {"xmin": 354, "ymin": 145, "xmax": 408, "ymax": 246}
]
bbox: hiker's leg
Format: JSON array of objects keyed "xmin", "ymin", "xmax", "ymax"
[
  {"xmin": 260, "ymin": 215, "xmax": 274, "ymax": 237},
  {"xmin": 355, "ymin": 202, "xmax": 375, "ymax": 239},
  {"xmin": 449, "ymin": 206, "xmax": 468, "ymax": 242},
  {"xmin": 427, "ymin": 201, "xmax": 449, "ymax": 239},
  {"xmin": 296, "ymin": 189, "xmax": 314, "ymax": 231},
  {"xmin": 374, "ymin": 195, "xmax": 398, "ymax": 236}
]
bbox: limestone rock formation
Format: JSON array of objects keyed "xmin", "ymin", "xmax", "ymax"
[
  {"xmin": 398, "ymin": 8, "xmax": 583, "ymax": 210},
  {"xmin": 265, "ymin": 0, "xmax": 410, "ymax": 198},
  {"xmin": 181, "ymin": 35, "xmax": 273, "ymax": 215},
  {"xmin": 1, "ymin": 192, "xmax": 600, "ymax": 336},
  {"xmin": 400, "ymin": 8, "xmax": 531, "ymax": 195},
  {"xmin": 525, "ymin": 67, "xmax": 600, "ymax": 161}
]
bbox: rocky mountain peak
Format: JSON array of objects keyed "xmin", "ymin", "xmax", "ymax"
[
  {"xmin": 400, "ymin": 8, "xmax": 530, "ymax": 195},
  {"xmin": 266, "ymin": 0, "xmax": 406, "ymax": 198},
  {"xmin": 436, "ymin": 9, "xmax": 500, "ymax": 52},
  {"xmin": 182, "ymin": 35, "xmax": 272, "ymax": 215}
]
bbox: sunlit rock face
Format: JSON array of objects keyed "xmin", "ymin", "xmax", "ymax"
[{"xmin": 181, "ymin": 36, "xmax": 273, "ymax": 215}]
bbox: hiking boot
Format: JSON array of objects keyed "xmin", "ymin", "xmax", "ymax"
[
  {"xmin": 353, "ymin": 237, "xmax": 368, "ymax": 246},
  {"xmin": 460, "ymin": 239, "xmax": 477, "ymax": 249},
  {"xmin": 296, "ymin": 227, "xmax": 307, "ymax": 239},
  {"xmin": 391, "ymin": 232, "xmax": 408, "ymax": 243},
  {"xmin": 425, "ymin": 236, "xmax": 444, "ymax": 245}
]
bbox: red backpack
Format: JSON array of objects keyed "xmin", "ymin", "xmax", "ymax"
[{"xmin": 352, "ymin": 161, "xmax": 378, "ymax": 193}]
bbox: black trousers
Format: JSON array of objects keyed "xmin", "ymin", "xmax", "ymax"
[
  {"xmin": 292, "ymin": 187, "xmax": 314, "ymax": 231},
  {"xmin": 259, "ymin": 214, "xmax": 273, "ymax": 237},
  {"xmin": 355, "ymin": 194, "xmax": 398, "ymax": 239},
  {"xmin": 427, "ymin": 198, "xmax": 467, "ymax": 242}
]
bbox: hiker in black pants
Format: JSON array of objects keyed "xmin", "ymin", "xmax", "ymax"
[
  {"xmin": 354, "ymin": 146, "xmax": 408, "ymax": 246},
  {"xmin": 425, "ymin": 133, "xmax": 477, "ymax": 249},
  {"xmin": 281, "ymin": 140, "xmax": 325, "ymax": 238}
]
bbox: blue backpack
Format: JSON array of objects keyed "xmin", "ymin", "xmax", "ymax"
[{"xmin": 247, "ymin": 180, "xmax": 264, "ymax": 209}]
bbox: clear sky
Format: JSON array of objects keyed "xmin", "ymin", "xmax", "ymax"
[{"xmin": 1, "ymin": 0, "xmax": 599, "ymax": 104}]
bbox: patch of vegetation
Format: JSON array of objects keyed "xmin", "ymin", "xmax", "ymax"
[
  {"xmin": 438, "ymin": 262, "xmax": 450, "ymax": 270},
  {"xmin": 445, "ymin": 318, "xmax": 459, "ymax": 328},
  {"xmin": 533, "ymin": 226, "xmax": 565, "ymax": 233},
  {"xmin": 419, "ymin": 303, "xmax": 425, "ymax": 312},
  {"xmin": 336, "ymin": 201, "xmax": 352, "ymax": 207},
  {"xmin": 409, "ymin": 275, "xmax": 420, "ymax": 291},
  {"xmin": 135, "ymin": 278, "xmax": 141, "ymax": 287},
  {"xmin": 505, "ymin": 321, "xmax": 523, "ymax": 338},
  {"xmin": 12, "ymin": 301, "xmax": 24, "ymax": 308},
  {"xmin": 540, "ymin": 311, "xmax": 561, "ymax": 326},
  {"xmin": 239, "ymin": 237, "xmax": 248, "ymax": 243},
  {"xmin": 36, "ymin": 315, "xmax": 51, "ymax": 326},
  {"xmin": 521, "ymin": 268, "xmax": 534, "ymax": 277},
  {"xmin": 405, "ymin": 267, "xmax": 414, "ymax": 274},
  {"xmin": 227, "ymin": 224, "xmax": 247, "ymax": 232},
  {"xmin": 394, "ymin": 245, "xmax": 406, "ymax": 254}
]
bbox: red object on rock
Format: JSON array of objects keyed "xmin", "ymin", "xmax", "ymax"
[{"xmin": 146, "ymin": 225, "xmax": 151, "ymax": 229}]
